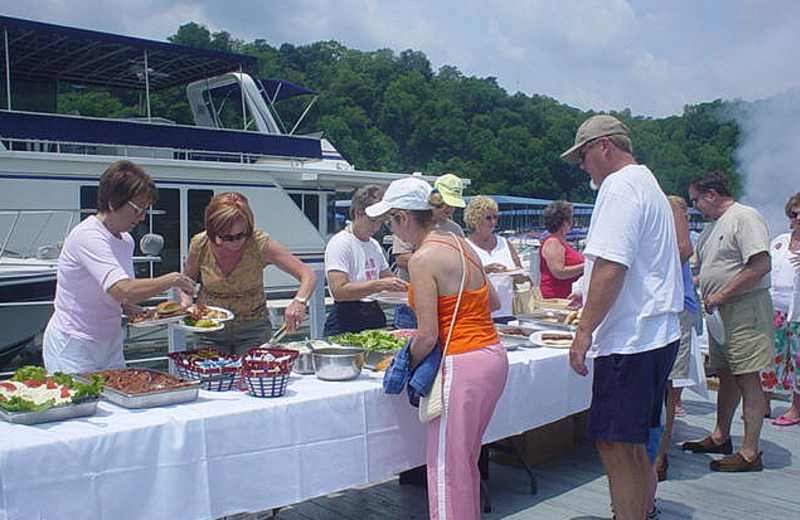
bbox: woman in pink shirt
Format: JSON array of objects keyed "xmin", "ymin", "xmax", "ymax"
[
  {"xmin": 538, "ymin": 201, "xmax": 584, "ymax": 299},
  {"xmin": 43, "ymin": 161, "xmax": 196, "ymax": 374}
]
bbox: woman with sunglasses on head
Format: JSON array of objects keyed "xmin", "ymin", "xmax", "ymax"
[
  {"xmin": 323, "ymin": 185, "xmax": 408, "ymax": 336},
  {"xmin": 43, "ymin": 160, "xmax": 197, "ymax": 374},
  {"xmin": 179, "ymin": 192, "xmax": 316, "ymax": 355},
  {"xmin": 464, "ymin": 195, "xmax": 527, "ymax": 322},
  {"xmin": 760, "ymin": 191, "xmax": 800, "ymax": 426}
]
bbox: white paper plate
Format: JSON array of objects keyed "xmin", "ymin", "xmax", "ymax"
[
  {"xmin": 529, "ymin": 330, "xmax": 575, "ymax": 348},
  {"xmin": 190, "ymin": 305, "xmax": 235, "ymax": 322},
  {"xmin": 177, "ymin": 321, "xmax": 225, "ymax": 333},
  {"xmin": 705, "ymin": 309, "xmax": 725, "ymax": 344},
  {"xmin": 128, "ymin": 308, "xmax": 187, "ymax": 328},
  {"xmin": 371, "ymin": 291, "xmax": 408, "ymax": 305}
]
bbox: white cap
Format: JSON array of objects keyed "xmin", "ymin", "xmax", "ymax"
[{"xmin": 365, "ymin": 177, "xmax": 433, "ymax": 217}]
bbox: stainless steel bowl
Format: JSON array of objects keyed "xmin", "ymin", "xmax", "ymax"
[
  {"xmin": 312, "ymin": 347, "xmax": 366, "ymax": 381},
  {"xmin": 293, "ymin": 352, "xmax": 315, "ymax": 374}
]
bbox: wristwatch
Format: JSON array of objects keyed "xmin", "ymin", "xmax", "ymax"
[{"xmin": 293, "ymin": 295, "xmax": 309, "ymax": 305}]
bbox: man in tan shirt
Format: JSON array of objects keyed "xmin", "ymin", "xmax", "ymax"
[{"xmin": 682, "ymin": 171, "xmax": 774, "ymax": 472}]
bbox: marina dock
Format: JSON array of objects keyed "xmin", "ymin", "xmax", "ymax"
[{"xmin": 276, "ymin": 390, "xmax": 798, "ymax": 519}]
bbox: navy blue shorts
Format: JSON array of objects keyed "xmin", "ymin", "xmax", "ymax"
[{"xmin": 587, "ymin": 341, "xmax": 678, "ymax": 444}]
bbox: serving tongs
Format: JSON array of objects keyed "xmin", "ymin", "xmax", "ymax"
[{"xmin": 265, "ymin": 322, "xmax": 289, "ymax": 347}]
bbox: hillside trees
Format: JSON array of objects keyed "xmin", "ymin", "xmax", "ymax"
[{"xmin": 55, "ymin": 22, "xmax": 744, "ymax": 201}]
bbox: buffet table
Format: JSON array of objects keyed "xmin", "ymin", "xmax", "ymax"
[{"xmin": 0, "ymin": 347, "xmax": 592, "ymax": 520}]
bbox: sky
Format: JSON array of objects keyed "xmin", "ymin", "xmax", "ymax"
[
  {"xmin": 3, "ymin": 1, "xmax": 799, "ymax": 233},
  {"xmin": 3, "ymin": 0, "xmax": 800, "ymax": 118}
]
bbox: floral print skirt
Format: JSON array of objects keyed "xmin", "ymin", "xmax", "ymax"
[{"xmin": 761, "ymin": 311, "xmax": 800, "ymax": 394}]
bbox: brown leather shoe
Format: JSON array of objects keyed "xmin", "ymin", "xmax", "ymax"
[
  {"xmin": 656, "ymin": 454, "xmax": 668, "ymax": 481},
  {"xmin": 681, "ymin": 436, "xmax": 733, "ymax": 454},
  {"xmin": 710, "ymin": 452, "xmax": 763, "ymax": 472}
]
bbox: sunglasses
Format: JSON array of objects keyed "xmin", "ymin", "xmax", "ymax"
[
  {"xmin": 578, "ymin": 138, "xmax": 602, "ymax": 163},
  {"xmin": 790, "ymin": 211, "xmax": 799, "ymax": 219},
  {"xmin": 218, "ymin": 230, "xmax": 249, "ymax": 242},
  {"xmin": 485, "ymin": 214, "xmax": 499, "ymax": 221},
  {"xmin": 127, "ymin": 200, "xmax": 150, "ymax": 215}
]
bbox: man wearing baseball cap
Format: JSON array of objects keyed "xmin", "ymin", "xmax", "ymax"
[
  {"xmin": 564, "ymin": 115, "xmax": 682, "ymax": 520},
  {"xmin": 391, "ymin": 174, "xmax": 465, "ymax": 329}
]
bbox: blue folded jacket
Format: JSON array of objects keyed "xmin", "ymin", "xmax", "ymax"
[{"xmin": 383, "ymin": 337, "xmax": 442, "ymax": 408}]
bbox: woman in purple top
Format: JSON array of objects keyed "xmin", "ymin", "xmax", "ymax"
[{"xmin": 42, "ymin": 161, "xmax": 196, "ymax": 374}]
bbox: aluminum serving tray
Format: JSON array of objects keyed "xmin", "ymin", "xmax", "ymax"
[
  {"xmin": 0, "ymin": 397, "xmax": 99, "ymax": 425},
  {"xmin": 517, "ymin": 310, "xmax": 576, "ymax": 332},
  {"xmin": 76, "ymin": 371, "xmax": 200, "ymax": 409}
]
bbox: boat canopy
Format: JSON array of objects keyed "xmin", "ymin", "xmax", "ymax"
[
  {"xmin": 209, "ymin": 78, "xmax": 318, "ymax": 103},
  {"xmin": 0, "ymin": 15, "xmax": 257, "ymax": 91}
]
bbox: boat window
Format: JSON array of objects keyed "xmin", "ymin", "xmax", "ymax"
[
  {"xmin": 188, "ymin": 189, "xmax": 214, "ymax": 240},
  {"xmin": 288, "ymin": 192, "xmax": 320, "ymax": 231},
  {"xmin": 152, "ymin": 189, "xmax": 181, "ymax": 276}
]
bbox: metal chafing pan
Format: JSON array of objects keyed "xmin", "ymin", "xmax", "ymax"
[
  {"xmin": 76, "ymin": 370, "xmax": 200, "ymax": 409},
  {"xmin": 0, "ymin": 397, "xmax": 100, "ymax": 425},
  {"xmin": 517, "ymin": 311, "xmax": 576, "ymax": 332}
]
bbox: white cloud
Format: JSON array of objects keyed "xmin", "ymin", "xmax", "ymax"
[{"xmin": 2, "ymin": 0, "xmax": 800, "ymax": 116}]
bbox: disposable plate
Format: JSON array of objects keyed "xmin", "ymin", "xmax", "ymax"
[
  {"xmin": 177, "ymin": 321, "xmax": 225, "ymax": 333},
  {"xmin": 190, "ymin": 305, "xmax": 235, "ymax": 322},
  {"xmin": 128, "ymin": 307, "xmax": 187, "ymax": 328},
  {"xmin": 370, "ymin": 291, "xmax": 408, "ymax": 305},
  {"xmin": 529, "ymin": 330, "xmax": 575, "ymax": 348}
]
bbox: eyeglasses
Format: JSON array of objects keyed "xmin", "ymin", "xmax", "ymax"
[
  {"xmin": 218, "ymin": 230, "xmax": 249, "ymax": 242},
  {"xmin": 127, "ymin": 200, "xmax": 150, "ymax": 215},
  {"xmin": 578, "ymin": 138, "xmax": 601, "ymax": 163},
  {"xmin": 485, "ymin": 214, "xmax": 499, "ymax": 221}
]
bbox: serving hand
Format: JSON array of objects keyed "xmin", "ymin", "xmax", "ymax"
[
  {"xmin": 284, "ymin": 300, "xmax": 307, "ymax": 333},
  {"xmin": 381, "ymin": 277, "xmax": 409, "ymax": 292},
  {"xmin": 484, "ymin": 263, "xmax": 508, "ymax": 274}
]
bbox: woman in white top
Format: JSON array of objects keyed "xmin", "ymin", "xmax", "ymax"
[
  {"xmin": 42, "ymin": 161, "xmax": 196, "ymax": 374},
  {"xmin": 464, "ymin": 196, "xmax": 527, "ymax": 321},
  {"xmin": 323, "ymin": 185, "xmax": 407, "ymax": 336},
  {"xmin": 762, "ymin": 192, "xmax": 800, "ymax": 426}
]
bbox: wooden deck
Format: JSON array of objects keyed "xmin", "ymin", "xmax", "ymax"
[{"xmin": 273, "ymin": 390, "xmax": 799, "ymax": 519}]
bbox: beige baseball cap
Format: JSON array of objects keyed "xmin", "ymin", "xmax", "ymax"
[
  {"xmin": 434, "ymin": 173, "xmax": 466, "ymax": 208},
  {"xmin": 561, "ymin": 115, "xmax": 630, "ymax": 164}
]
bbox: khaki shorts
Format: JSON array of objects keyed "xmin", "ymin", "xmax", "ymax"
[
  {"xmin": 669, "ymin": 309, "xmax": 696, "ymax": 381},
  {"xmin": 708, "ymin": 289, "xmax": 774, "ymax": 375}
]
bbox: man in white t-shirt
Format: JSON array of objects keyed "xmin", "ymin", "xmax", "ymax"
[{"xmin": 562, "ymin": 115, "xmax": 682, "ymax": 520}]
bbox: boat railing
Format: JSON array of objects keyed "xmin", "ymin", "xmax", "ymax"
[
  {"xmin": 0, "ymin": 109, "xmax": 324, "ymax": 166},
  {"xmin": 1, "ymin": 136, "xmax": 326, "ymax": 167}
]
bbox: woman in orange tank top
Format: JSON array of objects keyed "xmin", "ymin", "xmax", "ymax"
[{"xmin": 366, "ymin": 177, "xmax": 509, "ymax": 520}]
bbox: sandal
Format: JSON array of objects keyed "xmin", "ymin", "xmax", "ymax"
[{"xmin": 772, "ymin": 413, "xmax": 800, "ymax": 426}]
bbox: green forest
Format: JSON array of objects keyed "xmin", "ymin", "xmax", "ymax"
[{"xmin": 56, "ymin": 22, "xmax": 744, "ymax": 203}]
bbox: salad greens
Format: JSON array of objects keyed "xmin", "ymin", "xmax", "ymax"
[
  {"xmin": 327, "ymin": 330, "xmax": 406, "ymax": 352},
  {"xmin": 1, "ymin": 365, "xmax": 104, "ymax": 413}
]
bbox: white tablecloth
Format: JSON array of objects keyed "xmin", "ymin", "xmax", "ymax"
[{"xmin": 0, "ymin": 347, "xmax": 592, "ymax": 520}]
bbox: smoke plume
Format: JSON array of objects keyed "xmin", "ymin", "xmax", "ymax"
[{"xmin": 733, "ymin": 88, "xmax": 800, "ymax": 238}]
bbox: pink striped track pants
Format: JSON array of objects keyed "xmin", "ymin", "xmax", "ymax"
[{"xmin": 426, "ymin": 343, "xmax": 508, "ymax": 520}]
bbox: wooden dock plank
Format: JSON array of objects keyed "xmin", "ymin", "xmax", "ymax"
[{"xmin": 271, "ymin": 390, "xmax": 800, "ymax": 519}]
